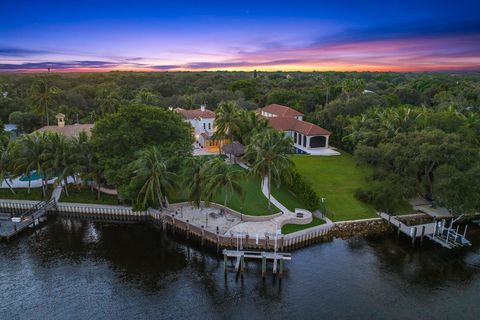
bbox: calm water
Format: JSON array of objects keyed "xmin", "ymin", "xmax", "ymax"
[{"xmin": 1, "ymin": 217, "xmax": 480, "ymax": 320}]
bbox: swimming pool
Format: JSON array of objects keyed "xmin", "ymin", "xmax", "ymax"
[{"xmin": 19, "ymin": 171, "xmax": 42, "ymax": 182}]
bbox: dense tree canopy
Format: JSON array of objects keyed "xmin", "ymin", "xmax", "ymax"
[
  {"xmin": 1, "ymin": 71, "xmax": 479, "ymax": 214},
  {"xmin": 91, "ymin": 104, "xmax": 193, "ymax": 199}
]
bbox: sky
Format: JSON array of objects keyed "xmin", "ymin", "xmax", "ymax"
[{"xmin": 1, "ymin": 0, "xmax": 480, "ymax": 72}]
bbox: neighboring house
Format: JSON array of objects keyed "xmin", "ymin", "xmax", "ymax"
[
  {"xmin": 174, "ymin": 105, "xmax": 224, "ymax": 150},
  {"xmin": 34, "ymin": 113, "xmax": 94, "ymax": 138},
  {"xmin": 256, "ymin": 104, "xmax": 339, "ymax": 156},
  {"xmin": 3, "ymin": 123, "xmax": 18, "ymax": 140}
]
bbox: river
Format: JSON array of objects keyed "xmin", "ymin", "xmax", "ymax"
[{"xmin": 1, "ymin": 217, "xmax": 480, "ymax": 319}]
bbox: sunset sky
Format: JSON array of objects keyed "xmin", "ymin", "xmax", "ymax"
[{"xmin": 1, "ymin": 0, "xmax": 480, "ymax": 72}]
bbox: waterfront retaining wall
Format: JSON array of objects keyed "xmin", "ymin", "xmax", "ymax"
[{"xmin": 0, "ymin": 198, "xmax": 388, "ymax": 251}]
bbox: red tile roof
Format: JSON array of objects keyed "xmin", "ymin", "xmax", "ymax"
[
  {"xmin": 257, "ymin": 104, "xmax": 304, "ymax": 117},
  {"xmin": 174, "ymin": 107, "xmax": 215, "ymax": 119},
  {"xmin": 267, "ymin": 117, "xmax": 330, "ymax": 136}
]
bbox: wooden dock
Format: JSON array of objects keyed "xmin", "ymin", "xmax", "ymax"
[
  {"xmin": 223, "ymin": 249, "xmax": 292, "ymax": 277},
  {"xmin": 0, "ymin": 199, "xmax": 56, "ymax": 241},
  {"xmin": 379, "ymin": 212, "xmax": 471, "ymax": 249}
]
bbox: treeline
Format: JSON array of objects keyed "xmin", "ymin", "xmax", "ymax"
[
  {"xmin": 1, "ymin": 71, "xmax": 480, "ymax": 214},
  {"xmin": 2, "ymin": 71, "xmax": 479, "ymax": 133}
]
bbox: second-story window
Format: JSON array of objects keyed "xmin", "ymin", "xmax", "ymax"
[
  {"xmin": 208, "ymin": 123, "xmax": 211, "ymax": 130},
  {"xmin": 203, "ymin": 123, "xmax": 206, "ymax": 130}
]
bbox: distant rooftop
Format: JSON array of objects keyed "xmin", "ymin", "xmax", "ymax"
[
  {"xmin": 174, "ymin": 106, "xmax": 215, "ymax": 119},
  {"xmin": 34, "ymin": 124, "xmax": 94, "ymax": 138},
  {"xmin": 257, "ymin": 104, "xmax": 304, "ymax": 117},
  {"xmin": 33, "ymin": 113, "xmax": 93, "ymax": 138}
]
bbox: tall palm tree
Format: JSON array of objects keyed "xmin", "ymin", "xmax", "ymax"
[
  {"xmin": 244, "ymin": 129, "xmax": 294, "ymax": 210},
  {"xmin": 11, "ymin": 133, "xmax": 49, "ymax": 197},
  {"xmin": 181, "ymin": 156, "xmax": 209, "ymax": 208},
  {"xmin": 45, "ymin": 133, "xmax": 77, "ymax": 197},
  {"xmin": 321, "ymin": 75, "xmax": 334, "ymax": 105},
  {"xmin": 201, "ymin": 157, "xmax": 244, "ymax": 209},
  {"xmin": 28, "ymin": 79, "xmax": 59, "ymax": 126},
  {"xmin": 130, "ymin": 146, "xmax": 175, "ymax": 210},
  {"xmin": 213, "ymin": 101, "xmax": 241, "ymax": 145}
]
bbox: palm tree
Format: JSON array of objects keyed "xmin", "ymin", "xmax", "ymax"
[
  {"xmin": 244, "ymin": 129, "xmax": 294, "ymax": 210},
  {"xmin": 181, "ymin": 156, "xmax": 209, "ymax": 208},
  {"xmin": 28, "ymin": 79, "xmax": 59, "ymax": 126},
  {"xmin": 0, "ymin": 144, "xmax": 15, "ymax": 195},
  {"xmin": 201, "ymin": 157, "xmax": 244, "ymax": 210},
  {"xmin": 237, "ymin": 109, "xmax": 269, "ymax": 145},
  {"xmin": 95, "ymin": 83, "xmax": 121, "ymax": 115},
  {"xmin": 341, "ymin": 78, "xmax": 365, "ymax": 101},
  {"xmin": 11, "ymin": 133, "xmax": 50, "ymax": 197},
  {"xmin": 45, "ymin": 133, "xmax": 77, "ymax": 197},
  {"xmin": 213, "ymin": 101, "xmax": 240, "ymax": 145},
  {"xmin": 320, "ymin": 75, "xmax": 334, "ymax": 105},
  {"xmin": 130, "ymin": 146, "xmax": 175, "ymax": 210}
]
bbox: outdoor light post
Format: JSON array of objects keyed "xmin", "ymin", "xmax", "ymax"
[{"xmin": 320, "ymin": 198, "xmax": 327, "ymax": 219}]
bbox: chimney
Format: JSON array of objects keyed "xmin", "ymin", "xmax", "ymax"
[
  {"xmin": 200, "ymin": 105, "xmax": 206, "ymax": 112},
  {"xmin": 56, "ymin": 113, "xmax": 66, "ymax": 128}
]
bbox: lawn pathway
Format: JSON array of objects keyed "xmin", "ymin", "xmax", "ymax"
[{"xmin": 226, "ymin": 161, "xmax": 316, "ymax": 236}]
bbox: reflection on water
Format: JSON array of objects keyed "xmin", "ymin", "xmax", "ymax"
[{"xmin": 1, "ymin": 217, "xmax": 479, "ymax": 319}]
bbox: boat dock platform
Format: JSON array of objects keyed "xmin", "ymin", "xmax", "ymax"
[
  {"xmin": 0, "ymin": 199, "xmax": 56, "ymax": 241},
  {"xmin": 379, "ymin": 212, "xmax": 471, "ymax": 249},
  {"xmin": 223, "ymin": 249, "xmax": 292, "ymax": 277}
]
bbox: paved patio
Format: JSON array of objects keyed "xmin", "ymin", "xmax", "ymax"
[{"xmin": 168, "ymin": 205, "xmax": 242, "ymax": 235}]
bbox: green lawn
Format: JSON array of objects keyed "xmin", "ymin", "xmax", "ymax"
[
  {"xmin": 60, "ymin": 187, "xmax": 119, "ymax": 205},
  {"xmin": 271, "ymin": 185, "xmax": 306, "ymax": 212},
  {"xmin": 216, "ymin": 170, "xmax": 281, "ymax": 216},
  {"xmin": 281, "ymin": 216, "xmax": 326, "ymax": 234},
  {"xmin": 0, "ymin": 188, "xmax": 51, "ymax": 201},
  {"xmin": 291, "ymin": 152, "xmax": 376, "ymax": 221},
  {"xmin": 169, "ymin": 164, "xmax": 313, "ymax": 216}
]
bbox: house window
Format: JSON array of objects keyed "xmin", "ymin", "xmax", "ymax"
[
  {"xmin": 203, "ymin": 123, "xmax": 206, "ymax": 130},
  {"xmin": 303, "ymin": 135, "xmax": 306, "ymax": 147},
  {"xmin": 208, "ymin": 123, "xmax": 211, "ymax": 130}
]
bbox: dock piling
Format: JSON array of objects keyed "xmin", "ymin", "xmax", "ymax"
[
  {"xmin": 261, "ymin": 254, "xmax": 266, "ymax": 277},
  {"xmin": 224, "ymin": 253, "xmax": 228, "ymax": 274},
  {"xmin": 420, "ymin": 226, "xmax": 425, "ymax": 246},
  {"xmin": 411, "ymin": 227, "xmax": 417, "ymax": 248}
]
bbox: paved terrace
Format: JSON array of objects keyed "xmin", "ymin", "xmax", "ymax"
[{"xmin": 167, "ymin": 205, "xmax": 242, "ymax": 235}]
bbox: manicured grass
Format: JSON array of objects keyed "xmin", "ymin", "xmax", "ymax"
[
  {"xmin": 291, "ymin": 151, "xmax": 376, "ymax": 222},
  {"xmin": 169, "ymin": 166, "xmax": 281, "ymax": 216},
  {"xmin": 60, "ymin": 187, "xmax": 119, "ymax": 205},
  {"xmin": 281, "ymin": 216, "xmax": 326, "ymax": 234},
  {"xmin": 271, "ymin": 185, "xmax": 306, "ymax": 212},
  {"xmin": 0, "ymin": 188, "xmax": 51, "ymax": 201},
  {"xmin": 216, "ymin": 171, "xmax": 281, "ymax": 216}
]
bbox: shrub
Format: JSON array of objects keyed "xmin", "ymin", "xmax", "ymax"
[{"xmin": 282, "ymin": 169, "xmax": 320, "ymax": 211}]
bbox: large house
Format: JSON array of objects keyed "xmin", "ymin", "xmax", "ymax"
[
  {"xmin": 256, "ymin": 104, "xmax": 339, "ymax": 156},
  {"xmin": 175, "ymin": 104, "xmax": 338, "ymax": 156},
  {"xmin": 34, "ymin": 113, "xmax": 94, "ymax": 138},
  {"xmin": 174, "ymin": 105, "xmax": 224, "ymax": 152}
]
